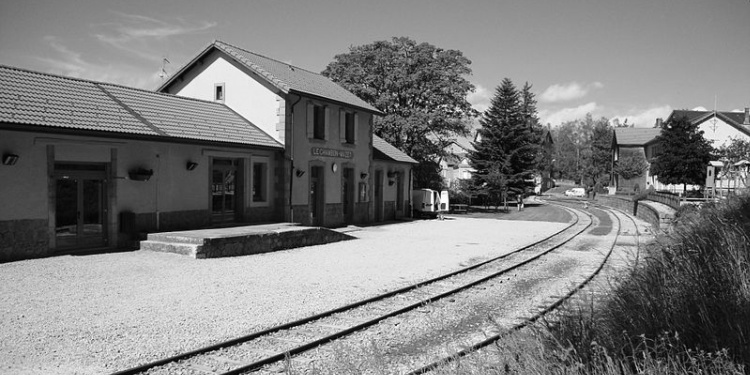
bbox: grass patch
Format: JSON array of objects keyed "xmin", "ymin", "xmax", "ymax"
[{"xmin": 432, "ymin": 193, "xmax": 749, "ymax": 374}]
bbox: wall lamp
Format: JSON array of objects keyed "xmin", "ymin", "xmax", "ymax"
[
  {"xmin": 295, "ymin": 169, "xmax": 306, "ymax": 178},
  {"xmin": 360, "ymin": 172, "xmax": 368, "ymax": 180},
  {"xmin": 186, "ymin": 161, "xmax": 199, "ymax": 171},
  {"xmin": 2, "ymin": 153, "xmax": 19, "ymax": 166}
]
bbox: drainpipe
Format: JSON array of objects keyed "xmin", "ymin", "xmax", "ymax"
[{"xmin": 288, "ymin": 93, "xmax": 302, "ymax": 223}]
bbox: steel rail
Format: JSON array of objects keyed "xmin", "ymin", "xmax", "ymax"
[
  {"xmin": 112, "ymin": 206, "xmax": 588, "ymax": 375},
  {"xmin": 216, "ymin": 207, "xmax": 593, "ymax": 375},
  {"xmin": 405, "ymin": 202, "xmax": 643, "ymax": 375}
]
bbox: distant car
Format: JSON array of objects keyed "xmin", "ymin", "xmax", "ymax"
[{"xmin": 565, "ymin": 188, "xmax": 586, "ymax": 197}]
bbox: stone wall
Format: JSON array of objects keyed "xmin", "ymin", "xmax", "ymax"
[
  {"xmin": 244, "ymin": 205, "xmax": 284, "ymax": 224},
  {"xmin": 291, "ymin": 204, "xmax": 311, "ymax": 226},
  {"xmin": 596, "ymin": 195, "xmax": 674, "ymax": 232},
  {"xmin": 354, "ymin": 202, "xmax": 369, "ymax": 224},
  {"xmin": 0, "ymin": 219, "xmax": 49, "ymax": 263},
  {"xmin": 324, "ymin": 203, "xmax": 344, "ymax": 227}
]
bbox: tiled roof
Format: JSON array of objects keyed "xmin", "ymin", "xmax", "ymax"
[
  {"xmin": 0, "ymin": 65, "xmax": 282, "ymax": 149},
  {"xmin": 158, "ymin": 40, "xmax": 381, "ymax": 115},
  {"xmin": 373, "ymin": 135, "xmax": 418, "ymax": 164},
  {"xmin": 614, "ymin": 128, "xmax": 661, "ymax": 146},
  {"xmin": 667, "ymin": 109, "xmax": 750, "ymax": 137}
]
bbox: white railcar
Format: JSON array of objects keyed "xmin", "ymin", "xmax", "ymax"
[{"xmin": 412, "ymin": 189, "xmax": 449, "ymax": 218}]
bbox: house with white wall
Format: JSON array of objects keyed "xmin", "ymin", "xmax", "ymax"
[
  {"xmin": 0, "ymin": 65, "xmax": 284, "ymax": 262},
  {"xmin": 157, "ymin": 40, "xmax": 416, "ymax": 226},
  {"xmin": 612, "ymin": 108, "xmax": 750, "ymax": 193}
]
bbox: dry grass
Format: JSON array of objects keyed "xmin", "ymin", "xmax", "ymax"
[{"xmin": 285, "ymin": 194, "xmax": 750, "ymax": 374}]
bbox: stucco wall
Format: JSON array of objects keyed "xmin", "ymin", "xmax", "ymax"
[
  {"xmin": 698, "ymin": 118, "xmax": 750, "ymax": 147},
  {"xmin": 162, "ymin": 51, "xmax": 283, "ymax": 142},
  {"xmin": 288, "ymin": 97, "xmax": 374, "ymax": 208},
  {"xmin": 0, "ymin": 129, "xmax": 283, "ymax": 258},
  {"xmin": 373, "ymin": 160, "xmax": 412, "ymax": 219},
  {"xmin": 0, "ymin": 130, "xmax": 49, "ymax": 220}
]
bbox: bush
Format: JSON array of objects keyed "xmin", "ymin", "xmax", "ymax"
[{"xmin": 549, "ymin": 192, "xmax": 750, "ymax": 370}]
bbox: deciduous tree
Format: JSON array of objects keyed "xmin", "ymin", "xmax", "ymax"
[
  {"xmin": 322, "ymin": 37, "xmax": 477, "ymax": 188},
  {"xmin": 650, "ymin": 115, "xmax": 714, "ymax": 192}
]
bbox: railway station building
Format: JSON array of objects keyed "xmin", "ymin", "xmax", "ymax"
[
  {"xmin": 157, "ymin": 40, "xmax": 416, "ymax": 226},
  {"xmin": 0, "ymin": 41, "xmax": 417, "ymax": 262}
]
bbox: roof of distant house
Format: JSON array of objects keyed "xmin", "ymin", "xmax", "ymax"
[
  {"xmin": 0, "ymin": 65, "xmax": 282, "ymax": 149},
  {"xmin": 157, "ymin": 40, "xmax": 382, "ymax": 115},
  {"xmin": 667, "ymin": 109, "xmax": 750, "ymax": 137},
  {"xmin": 373, "ymin": 135, "xmax": 418, "ymax": 164},
  {"xmin": 613, "ymin": 127, "xmax": 661, "ymax": 146}
]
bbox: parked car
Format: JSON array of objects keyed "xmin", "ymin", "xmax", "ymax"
[{"xmin": 565, "ymin": 187, "xmax": 586, "ymax": 197}]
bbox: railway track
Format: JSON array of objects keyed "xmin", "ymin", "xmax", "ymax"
[
  {"xmin": 112, "ymin": 206, "xmax": 593, "ymax": 375},
  {"xmin": 404, "ymin": 199, "xmax": 646, "ymax": 374}
]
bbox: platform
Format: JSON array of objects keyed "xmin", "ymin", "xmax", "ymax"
[{"xmin": 139, "ymin": 223, "xmax": 354, "ymax": 259}]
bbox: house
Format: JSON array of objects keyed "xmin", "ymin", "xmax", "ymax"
[
  {"xmin": 157, "ymin": 40, "xmax": 416, "ymax": 226},
  {"xmin": 666, "ymin": 108, "xmax": 750, "ymax": 148},
  {"xmin": 0, "ymin": 65, "xmax": 284, "ymax": 262},
  {"xmin": 611, "ymin": 127, "xmax": 661, "ymax": 192},
  {"xmin": 439, "ymin": 136, "xmax": 475, "ymax": 188},
  {"xmin": 611, "ymin": 108, "xmax": 750, "ymax": 193},
  {"xmin": 372, "ymin": 135, "xmax": 418, "ymax": 221}
]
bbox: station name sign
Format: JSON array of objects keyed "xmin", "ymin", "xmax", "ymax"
[{"xmin": 311, "ymin": 147, "xmax": 353, "ymax": 159}]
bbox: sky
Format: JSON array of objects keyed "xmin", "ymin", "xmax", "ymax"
[{"xmin": 1, "ymin": 0, "xmax": 749, "ymax": 128}]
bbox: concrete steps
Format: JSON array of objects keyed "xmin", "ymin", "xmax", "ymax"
[{"xmin": 139, "ymin": 223, "xmax": 354, "ymax": 259}]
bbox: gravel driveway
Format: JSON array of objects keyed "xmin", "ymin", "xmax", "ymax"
[{"xmin": 1, "ymin": 212, "xmax": 570, "ymax": 375}]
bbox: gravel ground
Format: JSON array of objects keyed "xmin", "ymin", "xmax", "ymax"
[{"xmin": 0, "ymin": 209, "xmax": 571, "ymax": 375}]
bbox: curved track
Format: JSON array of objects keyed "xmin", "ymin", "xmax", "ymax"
[
  {"xmin": 112, "ymin": 206, "xmax": 592, "ymax": 375},
  {"xmin": 405, "ymin": 199, "xmax": 645, "ymax": 374}
]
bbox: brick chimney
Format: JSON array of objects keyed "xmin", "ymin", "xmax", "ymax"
[
  {"xmin": 744, "ymin": 107, "xmax": 749, "ymax": 125},
  {"xmin": 655, "ymin": 118, "xmax": 663, "ymax": 128}
]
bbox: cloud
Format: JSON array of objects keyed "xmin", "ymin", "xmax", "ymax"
[
  {"xmin": 93, "ymin": 12, "xmax": 216, "ymax": 62},
  {"xmin": 609, "ymin": 105, "xmax": 673, "ymax": 128},
  {"xmin": 467, "ymin": 84, "xmax": 491, "ymax": 113},
  {"xmin": 539, "ymin": 102, "xmax": 598, "ymax": 126},
  {"xmin": 38, "ymin": 36, "xmax": 163, "ymax": 89},
  {"xmin": 540, "ymin": 82, "xmax": 603, "ymax": 103},
  {"xmin": 692, "ymin": 106, "xmax": 708, "ymax": 111}
]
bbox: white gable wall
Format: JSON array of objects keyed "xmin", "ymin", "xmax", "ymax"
[
  {"xmin": 163, "ymin": 50, "xmax": 283, "ymax": 142},
  {"xmin": 698, "ymin": 117, "xmax": 750, "ymax": 147}
]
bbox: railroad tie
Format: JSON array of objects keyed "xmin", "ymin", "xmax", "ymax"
[{"xmin": 209, "ymin": 354, "xmax": 247, "ymax": 367}]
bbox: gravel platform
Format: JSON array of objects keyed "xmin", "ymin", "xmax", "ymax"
[{"xmin": 0, "ymin": 205, "xmax": 571, "ymax": 375}]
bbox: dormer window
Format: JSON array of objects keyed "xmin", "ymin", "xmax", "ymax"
[{"xmin": 214, "ymin": 83, "xmax": 225, "ymax": 102}]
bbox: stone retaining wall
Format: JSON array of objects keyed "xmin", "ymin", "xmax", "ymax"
[
  {"xmin": 0, "ymin": 219, "xmax": 49, "ymax": 262},
  {"xmin": 596, "ymin": 195, "xmax": 674, "ymax": 232}
]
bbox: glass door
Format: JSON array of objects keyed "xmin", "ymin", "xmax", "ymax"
[
  {"xmin": 211, "ymin": 159, "xmax": 238, "ymax": 224},
  {"xmin": 55, "ymin": 164, "xmax": 107, "ymax": 250}
]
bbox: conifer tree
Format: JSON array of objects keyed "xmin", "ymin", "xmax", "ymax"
[{"xmin": 469, "ymin": 78, "xmax": 540, "ymax": 203}]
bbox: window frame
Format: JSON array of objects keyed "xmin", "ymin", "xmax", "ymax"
[{"xmin": 214, "ymin": 83, "xmax": 225, "ymax": 102}]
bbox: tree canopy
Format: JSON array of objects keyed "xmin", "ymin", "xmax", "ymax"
[
  {"xmin": 552, "ymin": 114, "xmax": 612, "ymax": 185},
  {"xmin": 322, "ymin": 37, "xmax": 477, "ymax": 189},
  {"xmin": 716, "ymin": 137, "xmax": 750, "ymax": 164},
  {"xmin": 649, "ymin": 115, "xmax": 714, "ymax": 191},
  {"xmin": 468, "ymin": 78, "xmax": 540, "ymax": 203}
]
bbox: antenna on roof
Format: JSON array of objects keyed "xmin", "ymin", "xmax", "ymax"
[
  {"xmin": 710, "ymin": 94, "xmax": 718, "ymax": 133},
  {"xmin": 159, "ymin": 57, "xmax": 170, "ymax": 80}
]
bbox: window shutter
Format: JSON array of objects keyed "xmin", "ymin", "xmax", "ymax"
[
  {"xmin": 339, "ymin": 109, "xmax": 346, "ymax": 143},
  {"xmin": 353, "ymin": 112, "xmax": 359, "ymax": 144},
  {"xmin": 306, "ymin": 103, "xmax": 314, "ymax": 138},
  {"xmin": 324, "ymin": 106, "xmax": 330, "ymax": 140}
]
